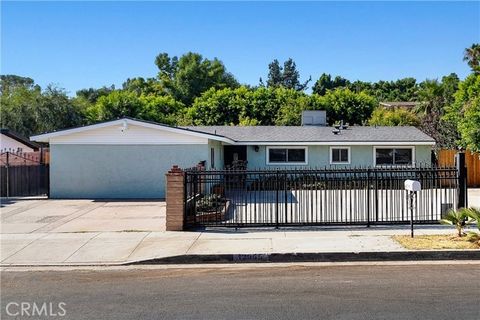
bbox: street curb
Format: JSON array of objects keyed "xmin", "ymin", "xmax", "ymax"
[{"xmin": 128, "ymin": 250, "xmax": 480, "ymax": 265}]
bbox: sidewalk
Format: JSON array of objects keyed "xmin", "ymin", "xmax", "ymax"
[{"xmin": 2, "ymin": 225, "xmax": 478, "ymax": 266}]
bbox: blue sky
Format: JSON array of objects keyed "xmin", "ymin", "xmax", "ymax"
[{"xmin": 2, "ymin": 1, "xmax": 479, "ymax": 95}]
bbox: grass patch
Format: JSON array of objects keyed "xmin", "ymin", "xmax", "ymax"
[{"xmin": 393, "ymin": 234, "xmax": 480, "ymax": 250}]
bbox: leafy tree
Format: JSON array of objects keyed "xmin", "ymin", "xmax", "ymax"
[
  {"xmin": 267, "ymin": 59, "xmax": 283, "ymax": 88},
  {"xmin": 368, "ymin": 108, "xmax": 419, "ymax": 126},
  {"xmin": 187, "ymin": 86, "xmax": 251, "ymax": 125},
  {"xmin": 85, "ymin": 90, "xmax": 183, "ymax": 125},
  {"xmin": 137, "ymin": 95, "xmax": 183, "ymax": 125},
  {"xmin": 1, "ymin": 78, "xmax": 83, "ymax": 136},
  {"xmin": 319, "ymin": 88, "xmax": 376, "ymax": 125},
  {"xmin": 76, "ymin": 85, "xmax": 115, "ymax": 104},
  {"xmin": 266, "ymin": 58, "xmax": 310, "ymax": 91},
  {"xmin": 463, "ymin": 43, "xmax": 480, "ymax": 74},
  {"xmin": 368, "ymin": 78, "xmax": 418, "ymax": 102},
  {"xmin": 86, "ymin": 90, "xmax": 144, "ymax": 122},
  {"xmin": 282, "ymin": 58, "xmax": 311, "ymax": 91},
  {"xmin": 417, "ymin": 78, "xmax": 460, "ymax": 149},
  {"xmin": 445, "ymin": 73, "xmax": 480, "ymax": 152},
  {"xmin": 122, "ymin": 77, "xmax": 161, "ymax": 96},
  {"xmin": 274, "ymin": 89, "xmax": 323, "ymax": 126},
  {"xmin": 312, "ymin": 73, "xmax": 350, "ymax": 96},
  {"xmin": 154, "ymin": 52, "xmax": 238, "ymax": 105},
  {"xmin": 238, "ymin": 116, "xmax": 260, "ymax": 126},
  {"xmin": 0, "ymin": 75, "xmax": 39, "ymax": 94},
  {"xmin": 188, "ymin": 86, "xmax": 322, "ymax": 126}
]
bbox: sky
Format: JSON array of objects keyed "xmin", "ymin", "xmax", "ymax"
[{"xmin": 1, "ymin": 1, "xmax": 479, "ymax": 95}]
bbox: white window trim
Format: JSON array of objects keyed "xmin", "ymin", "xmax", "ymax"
[
  {"xmin": 373, "ymin": 146, "xmax": 415, "ymax": 166},
  {"xmin": 266, "ymin": 146, "xmax": 308, "ymax": 165},
  {"xmin": 330, "ymin": 146, "xmax": 351, "ymax": 165}
]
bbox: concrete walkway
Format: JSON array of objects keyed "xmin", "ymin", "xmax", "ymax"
[
  {"xmin": 3, "ymin": 225, "xmax": 476, "ymax": 266},
  {"xmin": 1, "ymin": 194, "xmax": 479, "ymax": 266}
]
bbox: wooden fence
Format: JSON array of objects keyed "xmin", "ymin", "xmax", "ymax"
[
  {"xmin": 0, "ymin": 151, "xmax": 50, "ymax": 197},
  {"xmin": 437, "ymin": 150, "xmax": 480, "ymax": 187}
]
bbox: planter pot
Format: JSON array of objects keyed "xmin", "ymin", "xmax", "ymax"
[{"xmin": 190, "ymin": 200, "xmax": 230, "ymax": 223}]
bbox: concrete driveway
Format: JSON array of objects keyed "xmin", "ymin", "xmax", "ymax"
[
  {"xmin": 0, "ymin": 199, "xmax": 172, "ymax": 265},
  {"xmin": 1, "ymin": 199, "xmax": 166, "ymax": 234}
]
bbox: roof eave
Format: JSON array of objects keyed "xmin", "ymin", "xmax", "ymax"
[{"xmin": 30, "ymin": 118, "xmax": 235, "ymax": 144}]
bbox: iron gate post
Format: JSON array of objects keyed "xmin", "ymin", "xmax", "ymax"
[
  {"xmin": 193, "ymin": 173, "xmax": 198, "ymax": 225},
  {"xmin": 275, "ymin": 170, "xmax": 279, "ymax": 229},
  {"xmin": 284, "ymin": 171, "xmax": 288, "ymax": 224},
  {"xmin": 5, "ymin": 152, "xmax": 9, "ymax": 198},
  {"xmin": 455, "ymin": 152, "xmax": 467, "ymax": 209},
  {"xmin": 366, "ymin": 168, "xmax": 371, "ymax": 227}
]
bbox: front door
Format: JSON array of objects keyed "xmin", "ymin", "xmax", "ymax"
[{"xmin": 223, "ymin": 146, "xmax": 247, "ymax": 169}]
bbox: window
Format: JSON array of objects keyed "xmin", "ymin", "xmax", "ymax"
[
  {"xmin": 267, "ymin": 147, "xmax": 307, "ymax": 164},
  {"xmin": 330, "ymin": 147, "xmax": 350, "ymax": 164},
  {"xmin": 210, "ymin": 148, "xmax": 215, "ymax": 169},
  {"xmin": 375, "ymin": 147, "xmax": 414, "ymax": 166}
]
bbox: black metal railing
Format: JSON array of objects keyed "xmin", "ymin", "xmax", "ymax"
[
  {"xmin": 184, "ymin": 166, "xmax": 459, "ymax": 228},
  {"xmin": 1, "ymin": 151, "xmax": 49, "ymax": 197}
]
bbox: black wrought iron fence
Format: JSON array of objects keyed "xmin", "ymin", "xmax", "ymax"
[{"xmin": 184, "ymin": 166, "xmax": 459, "ymax": 228}]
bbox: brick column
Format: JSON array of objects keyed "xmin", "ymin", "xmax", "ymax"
[{"xmin": 165, "ymin": 165, "xmax": 185, "ymax": 231}]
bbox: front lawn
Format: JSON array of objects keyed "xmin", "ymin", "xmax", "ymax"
[{"xmin": 393, "ymin": 234, "xmax": 480, "ymax": 250}]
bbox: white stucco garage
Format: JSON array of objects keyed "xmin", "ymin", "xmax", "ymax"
[{"xmin": 30, "ymin": 118, "xmax": 230, "ymax": 199}]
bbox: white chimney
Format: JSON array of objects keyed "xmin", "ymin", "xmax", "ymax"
[{"xmin": 301, "ymin": 110, "xmax": 327, "ymax": 126}]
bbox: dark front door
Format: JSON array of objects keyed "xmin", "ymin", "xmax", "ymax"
[{"xmin": 224, "ymin": 146, "xmax": 247, "ymax": 168}]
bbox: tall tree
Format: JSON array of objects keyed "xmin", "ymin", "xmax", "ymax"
[
  {"xmin": 368, "ymin": 108, "xmax": 419, "ymax": 126},
  {"xmin": 76, "ymin": 85, "xmax": 115, "ymax": 104},
  {"xmin": 312, "ymin": 73, "xmax": 350, "ymax": 95},
  {"xmin": 0, "ymin": 75, "xmax": 38, "ymax": 95},
  {"xmin": 267, "ymin": 59, "xmax": 283, "ymax": 88},
  {"xmin": 266, "ymin": 58, "xmax": 310, "ymax": 91},
  {"xmin": 444, "ymin": 73, "xmax": 480, "ymax": 152},
  {"xmin": 463, "ymin": 43, "xmax": 480, "ymax": 74},
  {"xmin": 154, "ymin": 52, "xmax": 238, "ymax": 105},
  {"xmin": 318, "ymin": 88, "xmax": 376, "ymax": 125},
  {"xmin": 282, "ymin": 58, "xmax": 311, "ymax": 91},
  {"xmin": 0, "ymin": 77, "xmax": 83, "ymax": 136}
]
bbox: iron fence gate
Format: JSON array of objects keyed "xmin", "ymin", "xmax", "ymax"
[
  {"xmin": 184, "ymin": 166, "xmax": 460, "ymax": 228},
  {"xmin": 1, "ymin": 151, "xmax": 50, "ymax": 197}
]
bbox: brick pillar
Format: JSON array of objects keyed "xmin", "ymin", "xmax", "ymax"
[{"xmin": 166, "ymin": 165, "xmax": 185, "ymax": 231}]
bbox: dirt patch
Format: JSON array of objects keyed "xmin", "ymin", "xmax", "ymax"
[{"xmin": 393, "ymin": 234, "xmax": 480, "ymax": 250}]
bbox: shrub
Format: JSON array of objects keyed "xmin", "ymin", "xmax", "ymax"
[{"xmin": 440, "ymin": 208, "xmax": 474, "ymax": 237}]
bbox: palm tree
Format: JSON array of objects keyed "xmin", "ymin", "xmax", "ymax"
[
  {"xmin": 440, "ymin": 208, "xmax": 473, "ymax": 237},
  {"xmin": 463, "ymin": 44, "xmax": 480, "ymax": 74},
  {"xmin": 466, "ymin": 207, "xmax": 480, "ymax": 230}
]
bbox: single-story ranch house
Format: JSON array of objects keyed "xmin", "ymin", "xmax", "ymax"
[{"xmin": 30, "ymin": 112, "xmax": 435, "ymax": 199}]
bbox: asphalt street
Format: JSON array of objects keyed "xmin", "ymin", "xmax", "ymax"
[{"xmin": 1, "ymin": 264, "xmax": 479, "ymax": 320}]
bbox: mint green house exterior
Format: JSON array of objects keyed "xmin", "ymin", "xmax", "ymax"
[{"xmin": 31, "ymin": 118, "xmax": 435, "ymax": 199}]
